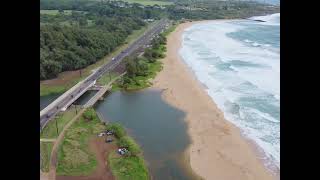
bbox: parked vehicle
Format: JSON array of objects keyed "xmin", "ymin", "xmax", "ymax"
[
  {"xmin": 106, "ymin": 130, "xmax": 114, "ymax": 135},
  {"xmin": 117, "ymin": 148, "xmax": 128, "ymax": 155},
  {"xmin": 98, "ymin": 132, "xmax": 106, "ymax": 137},
  {"xmin": 106, "ymin": 138, "xmax": 113, "ymax": 143}
]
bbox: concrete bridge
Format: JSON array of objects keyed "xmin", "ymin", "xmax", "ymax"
[
  {"xmin": 84, "ymin": 73, "xmax": 126, "ymax": 108},
  {"xmin": 89, "ymin": 85, "xmax": 104, "ymax": 91}
]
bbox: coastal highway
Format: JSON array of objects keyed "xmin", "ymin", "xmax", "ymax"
[{"xmin": 40, "ymin": 19, "xmax": 169, "ymax": 130}]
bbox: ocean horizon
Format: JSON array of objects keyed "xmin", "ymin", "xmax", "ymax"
[{"xmin": 179, "ymin": 13, "xmax": 280, "ymax": 172}]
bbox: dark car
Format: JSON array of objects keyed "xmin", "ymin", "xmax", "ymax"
[
  {"xmin": 106, "ymin": 138, "xmax": 113, "ymax": 143},
  {"xmin": 105, "ymin": 130, "xmax": 114, "ymax": 135}
]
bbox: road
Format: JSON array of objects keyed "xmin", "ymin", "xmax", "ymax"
[{"xmin": 40, "ymin": 19, "xmax": 169, "ymax": 130}]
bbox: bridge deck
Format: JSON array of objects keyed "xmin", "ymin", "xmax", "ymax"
[
  {"xmin": 83, "ymin": 85, "xmax": 111, "ymax": 108},
  {"xmin": 83, "ymin": 73, "xmax": 126, "ymax": 108}
]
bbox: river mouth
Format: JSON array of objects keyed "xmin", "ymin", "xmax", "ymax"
[{"xmin": 94, "ymin": 89, "xmax": 199, "ymax": 180}]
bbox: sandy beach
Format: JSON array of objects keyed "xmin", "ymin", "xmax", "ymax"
[{"xmin": 152, "ymin": 21, "xmax": 277, "ymax": 180}]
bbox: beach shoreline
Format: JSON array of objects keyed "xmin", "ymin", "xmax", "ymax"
[{"xmin": 152, "ymin": 21, "xmax": 278, "ymax": 180}]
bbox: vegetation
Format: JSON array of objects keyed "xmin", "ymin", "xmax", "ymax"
[
  {"xmin": 40, "ymin": 23, "xmax": 154, "ymax": 96},
  {"xmin": 40, "ymin": 142, "xmax": 54, "ymax": 172},
  {"xmin": 116, "ymin": 29, "xmax": 169, "ymax": 90},
  {"xmin": 40, "ymin": 0, "xmax": 167, "ymax": 80},
  {"xmin": 106, "ymin": 122, "xmax": 148, "ymax": 180},
  {"xmin": 97, "ymin": 72, "xmax": 119, "ymax": 86},
  {"xmin": 56, "ymin": 108, "xmax": 105, "ymax": 176},
  {"xmin": 83, "ymin": 108, "xmax": 96, "ymax": 120},
  {"xmin": 108, "ymin": 152, "xmax": 149, "ymax": 180},
  {"xmin": 40, "ymin": 106, "xmax": 79, "ymax": 139},
  {"xmin": 106, "ymin": 123, "xmax": 127, "ymax": 139},
  {"xmin": 40, "ymin": 84, "xmax": 66, "ymax": 97},
  {"xmin": 122, "ymin": 0, "xmax": 173, "ymax": 6},
  {"xmin": 40, "ymin": 17, "xmax": 145, "ymax": 80},
  {"xmin": 40, "ymin": 0, "xmax": 278, "ymax": 88},
  {"xmin": 166, "ymin": 1, "xmax": 279, "ymax": 20},
  {"xmin": 117, "ymin": 136, "xmax": 142, "ymax": 156},
  {"xmin": 56, "ymin": 108, "xmax": 149, "ymax": 178},
  {"xmin": 40, "ymin": 9, "xmax": 80, "ymax": 15}
]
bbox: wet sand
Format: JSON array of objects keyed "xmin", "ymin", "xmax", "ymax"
[{"xmin": 152, "ymin": 21, "xmax": 276, "ymax": 180}]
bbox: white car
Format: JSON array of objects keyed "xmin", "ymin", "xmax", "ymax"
[
  {"xmin": 98, "ymin": 132, "xmax": 106, "ymax": 137},
  {"xmin": 112, "ymin": 57, "xmax": 115, "ymax": 61}
]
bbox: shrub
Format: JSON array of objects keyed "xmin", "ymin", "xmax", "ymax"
[
  {"xmin": 108, "ymin": 152, "xmax": 149, "ymax": 180},
  {"xmin": 83, "ymin": 108, "xmax": 96, "ymax": 120},
  {"xmin": 106, "ymin": 123, "xmax": 126, "ymax": 138},
  {"xmin": 117, "ymin": 136, "xmax": 141, "ymax": 156}
]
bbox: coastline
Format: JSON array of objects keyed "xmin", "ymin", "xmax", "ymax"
[{"xmin": 152, "ymin": 21, "xmax": 277, "ymax": 180}]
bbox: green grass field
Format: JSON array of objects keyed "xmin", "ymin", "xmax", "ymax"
[
  {"xmin": 54, "ymin": 108, "xmax": 150, "ymax": 178},
  {"xmin": 40, "ymin": 142, "xmax": 54, "ymax": 172},
  {"xmin": 40, "ymin": 21, "xmax": 157, "ymax": 97},
  {"xmin": 122, "ymin": 0, "xmax": 173, "ymax": 6},
  {"xmin": 108, "ymin": 152, "xmax": 149, "ymax": 180},
  {"xmin": 40, "ymin": 10, "xmax": 82, "ymax": 15},
  {"xmin": 56, "ymin": 109, "xmax": 105, "ymax": 176},
  {"xmin": 40, "ymin": 106, "xmax": 79, "ymax": 139}
]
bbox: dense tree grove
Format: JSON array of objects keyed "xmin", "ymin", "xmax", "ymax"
[
  {"xmin": 40, "ymin": 0, "xmax": 166, "ymax": 80},
  {"xmin": 40, "ymin": 0, "xmax": 165, "ymax": 20},
  {"xmin": 166, "ymin": 1, "xmax": 280, "ymax": 20},
  {"xmin": 119, "ymin": 32, "xmax": 167, "ymax": 89},
  {"xmin": 40, "ymin": 0, "xmax": 279, "ymax": 80},
  {"xmin": 125, "ymin": 34, "xmax": 166, "ymax": 78},
  {"xmin": 40, "ymin": 17, "xmax": 144, "ymax": 79}
]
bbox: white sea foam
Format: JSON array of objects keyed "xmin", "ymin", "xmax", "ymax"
[
  {"xmin": 252, "ymin": 42, "xmax": 261, "ymax": 47},
  {"xmin": 179, "ymin": 14, "xmax": 280, "ymax": 170},
  {"xmin": 249, "ymin": 13, "xmax": 280, "ymax": 26}
]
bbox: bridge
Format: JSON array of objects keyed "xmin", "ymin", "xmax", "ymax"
[
  {"xmin": 40, "ymin": 19, "xmax": 169, "ymax": 130},
  {"xmin": 84, "ymin": 73, "xmax": 126, "ymax": 108}
]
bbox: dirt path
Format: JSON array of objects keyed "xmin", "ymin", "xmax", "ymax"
[
  {"xmin": 56, "ymin": 137, "xmax": 116, "ymax": 180},
  {"xmin": 40, "ymin": 138, "xmax": 56, "ymax": 142},
  {"xmin": 41, "ymin": 171, "xmax": 49, "ymax": 180},
  {"xmin": 48, "ymin": 109, "xmax": 86, "ymax": 180},
  {"xmin": 48, "ymin": 108, "xmax": 116, "ymax": 180}
]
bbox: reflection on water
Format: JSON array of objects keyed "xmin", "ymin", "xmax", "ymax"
[
  {"xmin": 40, "ymin": 93, "xmax": 61, "ymax": 110},
  {"xmin": 95, "ymin": 89, "xmax": 198, "ymax": 180},
  {"xmin": 73, "ymin": 90, "xmax": 97, "ymax": 106},
  {"xmin": 40, "ymin": 90, "xmax": 97, "ymax": 110}
]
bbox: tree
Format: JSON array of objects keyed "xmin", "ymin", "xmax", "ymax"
[
  {"xmin": 125, "ymin": 58, "xmax": 138, "ymax": 78},
  {"xmin": 79, "ymin": 18, "xmax": 88, "ymax": 26}
]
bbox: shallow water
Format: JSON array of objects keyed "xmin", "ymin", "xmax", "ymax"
[{"xmin": 95, "ymin": 89, "xmax": 198, "ymax": 180}]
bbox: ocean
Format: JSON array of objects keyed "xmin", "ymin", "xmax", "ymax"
[{"xmin": 179, "ymin": 13, "xmax": 280, "ymax": 171}]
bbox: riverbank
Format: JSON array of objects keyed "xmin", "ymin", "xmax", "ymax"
[
  {"xmin": 55, "ymin": 108, "xmax": 148, "ymax": 179},
  {"xmin": 152, "ymin": 21, "xmax": 277, "ymax": 180}
]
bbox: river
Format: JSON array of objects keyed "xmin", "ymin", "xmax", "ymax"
[
  {"xmin": 95, "ymin": 89, "xmax": 199, "ymax": 180},
  {"xmin": 40, "ymin": 89, "xmax": 199, "ymax": 179}
]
